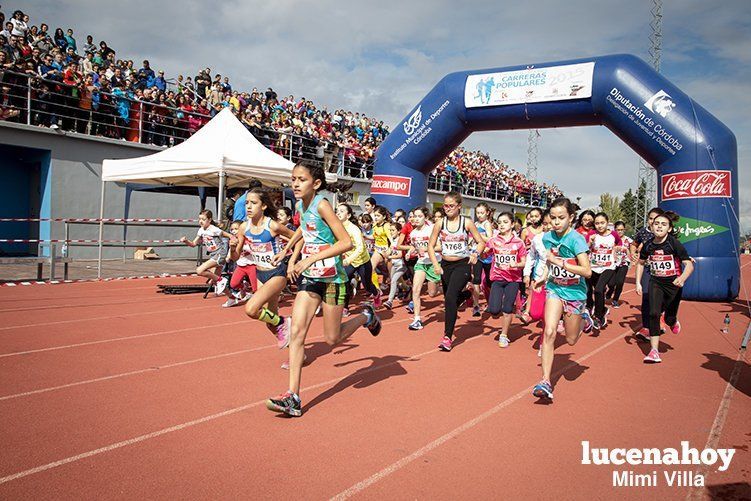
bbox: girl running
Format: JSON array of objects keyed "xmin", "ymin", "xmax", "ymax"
[
  {"xmin": 532, "ymin": 197, "xmax": 593, "ymax": 401},
  {"xmin": 360, "ymin": 213, "xmax": 375, "ymax": 255},
  {"xmin": 402, "ymin": 206, "xmax": 441, "ymax": 330},
  {"xmin": 585, "ymin": 212, "xmax": 623, "ymax": 330},
  {"xmin": 369, "ymin": 206, "xmax": 392, "ymax": 285},
  {"xmin": 471, "ymin": 202, "xmax": 494, "ymax": 317},
  {"xmin": 180, "ymin": 209, "xmax": 233, "ymax": 294},
  {"xmin": 519, "ymin": 209, "xmax": 552, "ymax": 324},
  {"xmin": 337, "ymin": 202, "xmax": 381, "ymax": 315},
  {"xmin": 266, "ymin": 161, "xmax": 381, "ymax": 417},
  {"xmin": 630, "ymin": 207, "xmax": 664, "ymax": 341},
  {"xmin": 383, "ymin": 223, "xmax": 408, "ymax": 309},
  {"xmin": 427, "ymin": 191, "xmax": 486, "ymax": 352},
  {"xmin": 483, "ymin": 211, "xmax": 527, "ymax": 348},
  {"xmin": 222, "ymin": 220, "xmax": 254, "ymax": 308},
  {"xmin": 635, "ymin": 211, "xmax": 693, "ymax": 363},
  {"xmin": 235, "ymin": 188, "xmax": 295, "ymax": 348},
  {"xmin": 520, "ymin": 208, "xmax": 544, "ymax": 249},
  {"xmin": 606, "ymin": 220, "xmax": 633, "ymax": 308}
]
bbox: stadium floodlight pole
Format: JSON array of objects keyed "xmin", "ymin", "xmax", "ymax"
[{"xmin": 635, "ymin": 0, "xmax": 662, "ymax": 228}]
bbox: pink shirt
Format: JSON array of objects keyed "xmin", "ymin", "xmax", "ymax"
[{"xmin": 485, "ymin": 233, "xmax": 527, "ymax": 282}]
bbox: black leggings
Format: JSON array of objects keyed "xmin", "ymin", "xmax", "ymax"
[
  {"xmin": 472, "ymin": 260, "xmax": 492, "ymax": 286},
  {"xmin": 606, "ymin": 265, "xmax": 629, "ymax": 301},
  {"xmin": 487, "ymin": 280, "xmax": 520, "ymax": 316},
  {"xmin": 440, "ymin": 259, "xmax": 472, "ymax": 338},
  {"xmin": 344, "ymin": 261, "xmax": 379, "ymax": 307},
  {"xmin": 586, "ymin": 269, "xmax": 616, "ymax": 321},
  {"xmin": 648, "ymin": 278, "xmax": 682, "ymax": 337}
]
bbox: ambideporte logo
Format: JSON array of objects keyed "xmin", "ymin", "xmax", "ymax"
[{"xmin": 644, "ymin": 90, "xmax": 676, "ymax": 118}]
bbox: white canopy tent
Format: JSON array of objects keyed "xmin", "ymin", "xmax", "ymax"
[{"xmin": 97, "ymin": 107, "xmax": 336, "ymax": 277}]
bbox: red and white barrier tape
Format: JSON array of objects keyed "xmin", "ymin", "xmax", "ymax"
[
  {"xmin": 0, "ymin": 273, "xmax": 197, "ymax": 287},
  {"xmin": 0, "ymin": 218, "xmax": 198, "ymax": 223},
  {"xmin": 0, "ymin": 239, "xmax": 185, "ymax": 243}
]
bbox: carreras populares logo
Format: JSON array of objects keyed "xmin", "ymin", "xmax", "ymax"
[
  {"xmin": 403, "ymin": 106, "xmax": 422, "ymax": 136},
  {"xmin": 371, "ymin": 175, "xmax": 412, "ymax": 197},
  {"xmin": 661, "ymin": 170, "xmax": 731, "ymax": 201},
  {"xmin": 645, "ymin": 90, "xmax": 676, "ymax": 118}
]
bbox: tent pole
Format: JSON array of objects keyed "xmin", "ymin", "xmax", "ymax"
[
  {"xmin": 97, "ymin": 179, "xmax": 106, "ymax": 279},
  {"xmin": 217, "ymin": 170, "xmax": 227, "ymax": 226}
]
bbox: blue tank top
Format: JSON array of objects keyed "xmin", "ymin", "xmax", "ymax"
[
  {"xmin": 245, "ymin": 216, "xmax": 280, "ymax": 271},
  {"xmin": 477, "ymin": 223, "xmax": 493, "ymax": 264},
  {"xmin": 296, "ymin": 194, "xmax": 346, "ymax": 283}
]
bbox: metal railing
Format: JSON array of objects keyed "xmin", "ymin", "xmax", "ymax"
[{"xmin": 0, "ymin": 70, "xmax": 562, "ymax": 207}]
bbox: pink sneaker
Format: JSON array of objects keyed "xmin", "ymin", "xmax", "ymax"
[
  {"xmin": 635, "ymin": 328, "xmax": 651, "ymax": 343},
  {"xmin": 643, "ymin": 349, "xmax": 661, "ymax": 364},
  {"xmin": 372, "ymin": 291, "xmax": 382, "ymax": 308},
  {"xmin": 438, "ymin": 336, "xmax": 452, "ymax": 352},
  {"xmin": 670, "ymin": 320, "xmax": 681, "ymax": 335},
  {"xmin": 276, "ymin": 317, "xmax": 291, "ymax": 349}
]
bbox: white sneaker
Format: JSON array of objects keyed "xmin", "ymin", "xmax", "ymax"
[
  {"xmin": 239, "ymin": 292, "xmax": 253, "ymax": 304},
  {"xmin": 222, "ymin": 297, "xmax": 239, "ymax": 308},
  {"xmin": 215, "ymin": 277, "xmax": 228, "ymax": 295}
]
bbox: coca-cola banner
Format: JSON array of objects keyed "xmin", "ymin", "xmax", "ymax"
[
  {"xmin": 661, "ymin": 170, "xmax": 732, "ymax": 201},
  {"xmin": 371, "ymin": 175, "xmax": 412, "ymax": 198}
]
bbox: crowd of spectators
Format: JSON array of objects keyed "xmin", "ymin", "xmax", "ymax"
[{"xmin": 0, "ymin": 6, "xmax": 563, "ymax": 207}]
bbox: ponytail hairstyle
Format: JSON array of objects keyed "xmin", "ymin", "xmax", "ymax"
[
  {"xmin": 655, "ymin": 210, "xmax": 680, "ymax": 237},
  {"xmin": 647, "ymin": 207, "xmax": 665, "ymax": 219},
  {"xmin": 594, "ymin": 211, "xmax": 610, "ymax": 222},
  {"xmin": 445, "ymin": 190, "xmax": 462, "ymax": 206},
  {"xmin": 496, "ymin": 211, "xmax": 515, "ymax": 227},
  {"xmin": 249, "ymin": 187, "xmax": 277, "ymax": 217},
  {"xmin": 294, "ymin": 160, "xmax": 327, "ymax": 192},
  {"xmin": 359, "ymin": 213, "xmax": 373, "ymax": 226},
  {"xmin": 337, "ymin": 202, "xmax": 359, "ymax": 227},
  {"xmin": 475, "ymin": 202, "xmax": 491, "ymax": 222},
  {"xmin": 199, "ymin": 209, "xmax": 216, "ymax": 226},
  {"xmin": 550, "ymin": 197, "xmax": 577, "ymax": 218},
  {"xmin": 527, "ymin": 207, "xmax": 543, "ymax": 228}
]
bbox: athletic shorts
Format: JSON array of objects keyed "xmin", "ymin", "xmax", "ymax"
[
  {"xmin": 414, "ymin": 262, "xmax": 441, "ymax": 283},
  {"xmin": 546, "ymin": 289, "xmax": 586, "ymax": 316},
  {"xmin": 256, "ymin": 265, "xmax": 286, "ymax": 284},
  {"xmin": 297, "ymin": 276, "xmax": 350, "ymax": 306},
  {"xmin": 207, "ymin": 250, "xmax": 226, "ymax": 266}
]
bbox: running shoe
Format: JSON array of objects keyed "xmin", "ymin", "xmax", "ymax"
[
  {"xmin": 635, "ymin": 328, "xmax": 651, "ymax": 343},
  {"xmin": 342, "ymin": 307, "xmax": 351, "ymax": 318},
  {"xmin": 532, "ymin": 380, "xmax": 554, "ymax": 400},
  {"xmin": 670, "ymin": 320, "xmax": 681, "ymax": 335},
  {"xmin": 221, "ymin": 297, "xmax": 239, "ymax": 308},
  {"xmin": 265, "ymin": 391, "xmax": 302, "ymax": 417},
  {"xmin": 383, "ymin": 300, "xmax": 393, "ymax": 310},
  {"xmin": 372, "ymin": 291, "xmax": 383, "ymax": 309},
  {"xmin": 643, "ymin": 349, "xmax": 662, "ymax": 364},
  {"xmin": 498, "ymin": 334, "xmax": 510, "ymax": 348},
  {"xmin": 611, "ymin": 300, "xmax": 621, "ymax": 309},
  {"xmin": 592, "ymin": 316, "xmax": 601, "ymax": 331},
  {"xmin": 438, "ymin": 336, "xmax": 452, "ymax": 352},
  {"xmin": 472, "ymin": 305, "xmax": 482, "ymax": 317},
  {"xmin": 581, "ymin": 310, "xmax": 594, "ymax": 334},
  {"xmin": 408, "ymin": 318, "xmax": 424, "ymax": 330},
  {"xmin": 603, "ymin": 307, "xmax": 610, "ymax": 325},
  {"xmin": 215, "ymin": 277, "xmax": 228, "ymax": 295},
  {"xmin": 405, "ymin": 301, "xmax": 414, "ymax": 314},
  {"xmin": 362, "ymin": 303, "xmax": 381, "ymax": 336},
  {"xmin": 239, "ymin": 292, "xmax": 253, "ymax": 304},
  {"xmin": 281, "ymin": 353, "xmax": 308, "ymax": 370},
  {"xmin": 276, "ymin": 317, "xmax": 291, "ymax": 349}
]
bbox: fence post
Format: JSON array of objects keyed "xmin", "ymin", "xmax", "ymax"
[
  {"xmin": 63, "ymin": 221, "xmax": 69, "ymax": 258},
  {"xmin": 26, "ymin": 75, "xmax": 32, "ymax": 125},
  {"xmin": 138, "ymin": 101, "xmax": 143, "ymax": 143}
]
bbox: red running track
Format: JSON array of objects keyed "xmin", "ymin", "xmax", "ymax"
[{"xmin": 0, "ymin": 258, "xmax": 749, "ymax": 499}]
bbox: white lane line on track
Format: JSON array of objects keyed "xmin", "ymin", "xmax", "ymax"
[
  {"xmin": 0, "ymin": 325, "xmax": 432, "ymax": 486},
  {"xmin": 330, "ymin": 331, "xmax": 630, "ymax": 500},
  {"xmin": 0, "ymin": 303, "xmax": 221, "ymax": 332},
  {"xmin": 0, "ymin": 320, "xmax": 248, "ymax": 358},
  {"xmin": 0, "ymin": 318, "xmax": 412, "ymax": 399},
  {"xmin": 686, "ymin": 349, "xmax": 748, "ymax": 500}
]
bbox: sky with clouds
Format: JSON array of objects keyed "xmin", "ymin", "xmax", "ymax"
[{"xmin": 21, "ymin": 0, "xmax": 751, "ymax": 230}]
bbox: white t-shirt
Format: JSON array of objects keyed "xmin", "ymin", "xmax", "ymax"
[
  {"xmin": 197, "ymin": 225, "xmax": 225, "ymax": 254},
  {"xmin": 10, "ymin": 19, "xmax": 28, "ymax": 37},
  {"xmin": 409, "ymin": 223, "xmax": 436, "ymax": 265}
]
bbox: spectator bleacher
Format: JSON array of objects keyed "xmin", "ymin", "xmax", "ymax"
[{"xmin": 0, "ymin": 6, "xmax": 563, "ymax": 207}]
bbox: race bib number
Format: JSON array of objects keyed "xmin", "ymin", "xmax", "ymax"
[
  {"xmin": 302, "ymin": 243, "xmax": 337, "ymax": 279},
  {"xmin": 548, "ymin": 259, "xmax": 579, "ymax": 286},
  {"xmin": 493, "ymin": 251, "xmax": 516, "ymax": 269},
  {"xmin": 442, "ymin": 240, "xmax": 467, "ymax": 255},
  {"xmin": 649, "ymin": 254, "xmax": 679, "ymax": 277},
  {"xmin": 203, "ymin": 236, "xmax": 219, "ymax": 253},
  {"xmin": 364, "ymin": 238, "xmax": 375, "ymax": 254},
  {"xmin": 590, "ymin": 247, "xmax": 614, "ymax": 268},
  {"xmin": 248, "ymin": 241, "xmax": 275, "ymax": 268},
  {"xmin": 412, "ymin": 237, "xmax": 429, "ymax": 256}
]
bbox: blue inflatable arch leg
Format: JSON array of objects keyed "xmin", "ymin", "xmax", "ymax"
[{"xmin": 371, "ymin": 54, "xmax": 739, "ymax": 301}]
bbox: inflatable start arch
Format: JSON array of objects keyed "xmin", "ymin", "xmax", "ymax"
[{"xmin": 371, "ymin": 54, "xmax": 739, "ymax": 301}]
